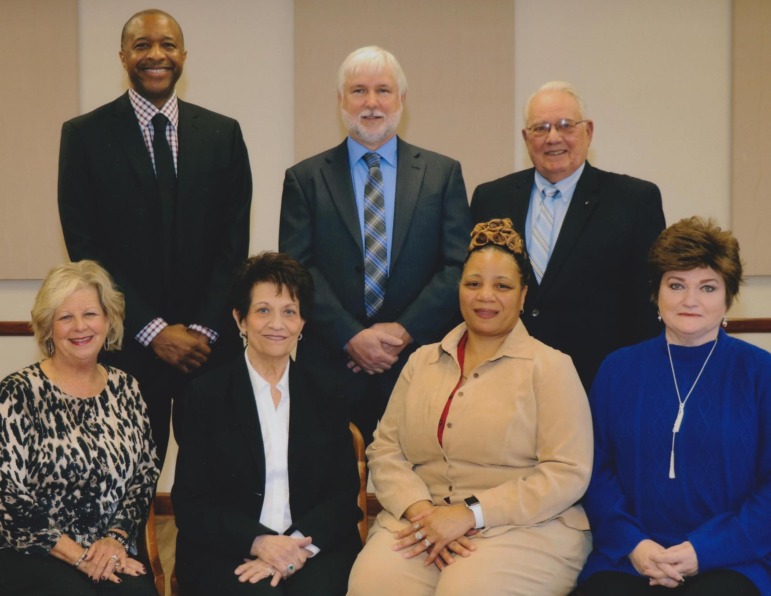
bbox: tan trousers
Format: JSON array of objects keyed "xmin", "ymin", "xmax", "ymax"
[{"xmin": 347, "ymin": 518, "xmax": 591, "ymax": 596}]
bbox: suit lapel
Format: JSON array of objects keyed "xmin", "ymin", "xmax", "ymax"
[
  {"xmin": 286, "ymin": 365, "xmax": 313, "ymax": 486},
  {"xmin": 110, "ymin": 93, "xmax": 159, "ymax": 215},
  {"xmin": 391, "ymin": 138, "xmax": 425, "ymax": 266},
  {"xmin": 175, "ymin": 99, "xmax": 200, "ymax": 235},
  {"xmin": 320, "ymin": 141, "xmax": 363, "ymax": 252},
  {"xmin": 510, "ymin": 170, "xmax": 535, "ymax": 240},
  {"xmin": 540, "ymin": 163, "xmax": 600, "ymax": 291},
  {"xmin": 231, "ymin": 360, "xmax": 268, "ymax": 478}
]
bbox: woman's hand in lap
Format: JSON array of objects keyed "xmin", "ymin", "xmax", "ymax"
[
  {"xmin": 630, "ymin": 539, "xmax": 685, "ymax": 587},
  {"xmin": 250, "ymin": 535, "xmax": 312, "ymax": 579},
  {"xmin": 393, "ymin": 504, "xmax": 476, "ymax": 566},
  {"xmin": 235, "ymin": 558, "xmax": 281, "ymax": 586}
]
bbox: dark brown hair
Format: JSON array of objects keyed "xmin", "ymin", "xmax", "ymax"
[
  {"xmin": 231, "ymin": 252, "xmax": 315, "ymax": 321},
  {"xmin": 648, "ymin": 216, "xmax": 743, "ymax": 308}
]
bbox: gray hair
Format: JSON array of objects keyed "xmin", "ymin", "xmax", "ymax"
[
  {"xmin": 337, "ymin": 46, "xmax": 408, "ymax": 96},
  {"xmin": 523, "ymin": 81, "xmax": 588, "ymax": 125}
]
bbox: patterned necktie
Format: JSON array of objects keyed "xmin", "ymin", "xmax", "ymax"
[
  {"xmin": 530, "ymin": 185, "xmax": 560, "ymax": 283},
  {"xmin": 362, "ymin": 152, "xmax": 388, "ymax": 318}
]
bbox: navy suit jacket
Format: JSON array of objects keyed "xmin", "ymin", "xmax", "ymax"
[
  {"xmin": 279, "ymin": 137, "xmax": 471, "ymax": 403},
  {"xmin": 471, "ymin": 162, "xmax": 665, "ymax": 388},
  {"xmin": 172, "ymin": 358, "xmax": 361, "ymax": 576},
  {"xmin": 58, "ymin": 92, "xmax": 252, "ymax": 375}
]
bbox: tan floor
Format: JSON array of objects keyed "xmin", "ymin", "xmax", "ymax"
[{"xmin": 155, "ymin": 514, "xmax": 178, "ymax": 596}]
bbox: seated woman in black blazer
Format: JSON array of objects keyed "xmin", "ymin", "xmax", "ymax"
[{"xmin": 173, "ymin": 251, "xmax": 362, "ymax": 595}]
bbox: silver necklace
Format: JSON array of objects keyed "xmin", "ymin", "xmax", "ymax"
[{"xmin": 666, "ymin": 336, "xmax": 718, "ymax": 479}]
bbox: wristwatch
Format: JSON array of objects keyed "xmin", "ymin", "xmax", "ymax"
[{"xmin": 464, "ymin": 495, "xmax": 485, "ymax": 529}]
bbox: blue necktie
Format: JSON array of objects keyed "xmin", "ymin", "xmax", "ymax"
[
  {"xmin": 363, "ymin": 153, "xmax": 388, "ymax": 318},
  {"xmin": 530, "ymin": 185, "xmax": 560, "ymax": 283}
]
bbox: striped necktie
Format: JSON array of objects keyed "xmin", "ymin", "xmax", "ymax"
[
  {"xmin": 363, "ymin": 152, "xmax": 388, "ymax": 318},
  {"xmin": 530, "ymin": 185, "xmax": 560, "ymax": 283}
]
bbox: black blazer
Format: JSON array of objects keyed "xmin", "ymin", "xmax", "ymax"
[
  {"xmin": 279, "ymin": 138, "xmax": 471, "ymax": 393},
  {"xmin": 471, "ymin": 163, "xmax": 665, "ymax": 388},
  {"xmin": 58, "ymin": 92, "xmax": 252, "ymax": 363},
  {"xmin": 172, "ymin": 358, "xmax": 361, "ymax": 570}
]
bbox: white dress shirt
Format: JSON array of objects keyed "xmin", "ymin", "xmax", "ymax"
[{"xmin": 244, "ymin": 353, "xmax": 319, "ymax": 554}]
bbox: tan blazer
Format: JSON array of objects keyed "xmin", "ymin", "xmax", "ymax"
[{"xmin": 367, "ymin": 321, "xmax": 593, "ymax": 535}]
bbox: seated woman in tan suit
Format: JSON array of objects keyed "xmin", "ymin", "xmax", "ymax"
[{"xmin": 347, "ymin": 219, "xmax": 593, "ymax": 595}]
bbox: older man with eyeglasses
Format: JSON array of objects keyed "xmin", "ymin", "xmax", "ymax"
[{"xmin": 471, "ymin": 81, "xmax": 665, "ymax": 390}]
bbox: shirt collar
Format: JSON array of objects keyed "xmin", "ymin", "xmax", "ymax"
[
  {"xmin": 128, "ymin": 89, "xmax": 180, "ymax": 130},
  {"xmin": 346, "ymin": 135, "xmax": 398, "ymax": 169},
  {"xmin": 243, "ymin": 351, "xmax": 291, "ymax": 399},
  {"xmin": 534, "ymin": 161, "xmax": 585, "ymax": 199},
  {"xmin": 431, "ymin": 321, "xmax": 536, "ymax": 365}
]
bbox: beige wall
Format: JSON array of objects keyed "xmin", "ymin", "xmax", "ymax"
[
  {"xmin": 294, "ymin": 0, "xmax": 515, "ymax": 194},
  {"xmin": 0, "ymin": 0, "xmax": 77, "ymax": 278},
  {"xmin": 732, "ymin": 0, "xmax": 771, "ymax": 275}
]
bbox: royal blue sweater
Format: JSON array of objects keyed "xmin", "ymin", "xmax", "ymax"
[{"xmin": 580, "ymin": 330, "xmax": 771, "ymax": 592}]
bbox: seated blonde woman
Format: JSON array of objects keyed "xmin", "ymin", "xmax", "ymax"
[
  {"xmin": 348, "ymin": 219, "xmax": 593, "ymax": 595},
  {"xmin": 0, "ymin": 260, "xmax": 158, "ymax": 595}
]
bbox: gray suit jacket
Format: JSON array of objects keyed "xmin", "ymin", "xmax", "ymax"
[{"xmin": 279, "ymin": 137, "xmax": 471, "ymax": 400}]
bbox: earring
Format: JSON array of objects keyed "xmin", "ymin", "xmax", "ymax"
[
  {"xmin": 239, "ymin": 331, "xmax": 248, "ymax": 347},
  {"xmin": 657, "ymin": 311, "xmax": 662, "ymax": 322},
  {"xmin": 104, "ymin": 339, "xmax": 110, "ymax": 351},
  {"xmin": 722, "ymin": 316, "xmax": 728, "ymax": 328},
  {"xmin": 298, "ymin": 333, "xmax": 303, "ymax": 341},
  {"xmin": 46, "ymin": 338, "xmax": 54, "ymax": 356}
]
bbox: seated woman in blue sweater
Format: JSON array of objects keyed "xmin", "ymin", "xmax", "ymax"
[{"xmin": 578, "ymin": 216, "xmax": 771, "ymax": 596}]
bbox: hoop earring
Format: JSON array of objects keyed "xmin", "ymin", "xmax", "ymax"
[
  {"xmin": 239, "ymin": 331, "xmax": 248, "ymax": 347},
  {"xmin": 298, "ymin": 333, "xmax": 303, "ymax": 341},
  {"xmin": 46, "ymin": 338, "xmax": 54, "ymax": 356},
  {"xmin": 722, "ymin": 316, "xmax": 728, "ymax": 328}
]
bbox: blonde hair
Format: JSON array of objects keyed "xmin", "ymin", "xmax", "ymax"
[{"xmin": 31, "ymin": 260, "xmax": 125, "ymax": 355}]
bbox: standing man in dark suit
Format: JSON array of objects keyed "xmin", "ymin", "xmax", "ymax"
[
  {"xmin": 58, "ymin": 9, "xmax": 252, "ymax": 462},
  {"xmin": 471, "ymin": 81, "xmax": 665, "ymax": 389},
  {"xmin": 279, "ymin": 46, "xmax": 471, "ymax": 442}
]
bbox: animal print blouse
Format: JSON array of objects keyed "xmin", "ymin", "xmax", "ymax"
[{"xmin": 0, "ymin": 363, "xmax": 159, "ymax": 555}]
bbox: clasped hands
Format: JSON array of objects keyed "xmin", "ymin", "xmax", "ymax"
[
  {"xmin": 151, "ymin": 324, "xmax": 211, "ymax": 374},
  {"xmin": 235, "ymin": 534, "xmax": 313, "ymax": 586},
  {"xmin": 346, "ymin": 322, "xmax": 412, "ymax": 375},
  {"xmin": 630, "ymin": 539, "xmax": 699, "ymax": 588},
  {"xmin": 392, "ymin": 503, "xmax": 478, "ymax": 571},
  {"xmin": 77, "ymin": 536, "xmax": 146, "ymax": 583}
]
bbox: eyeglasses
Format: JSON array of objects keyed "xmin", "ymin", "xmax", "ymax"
[{"xmin": 525, "ymin": 119, "xmax": 590, "ymax": 137}]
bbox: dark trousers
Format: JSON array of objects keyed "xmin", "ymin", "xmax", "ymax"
[
  {"xmin": 176, "ymin": 537, "xmax": 360, "ymax": 596},
  {"xmin": 579, "ymin": 569, "xmax": 760, "ymax": 596},
  {"xmin": 0, "ymin": 549, "xmax": 157, "ymax": 596}
]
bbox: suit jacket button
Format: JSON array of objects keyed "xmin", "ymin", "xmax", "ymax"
[{"xmin": 531, "ymin": 308, "xmax": 540, "ymax": 317}]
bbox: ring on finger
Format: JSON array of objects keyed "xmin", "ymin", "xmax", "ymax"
[
  {"xmin": 266, "ymin": 567, "xmax": 275, "ymax": 576},
  {"xmin": 423, "ymin": 538, "xmax": 431, "ymax": 548},
  {"xmin": 288, "ymin": 564, "xmax": 295, "ymax": 573},
  {"xmin": 415, "ymin": 530, "xmax": 424, "ymax": 541},
  {"xmin": 412, "ymin": 522, "xmax": 421, "ymax": 531}
]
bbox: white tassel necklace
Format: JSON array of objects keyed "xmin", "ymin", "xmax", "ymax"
[{"xmin": 666, "ymin": 336, "xmax": 718, "ymax": 479}]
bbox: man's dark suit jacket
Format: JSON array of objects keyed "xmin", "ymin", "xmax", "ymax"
[
  {"xmin": 58, "ymin": 92, "xmax": 252, "ymax": 453},
  {"xmin": 172, "ymin": 358, "xmax": 361, "ymax": 595},
  {"xmin": 471, "ymin": 162, "xmax": 665, "ymax": 389},
  {"xmin": 279, "ymin": 137, "xmax": 471, "ymax": 439}
]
